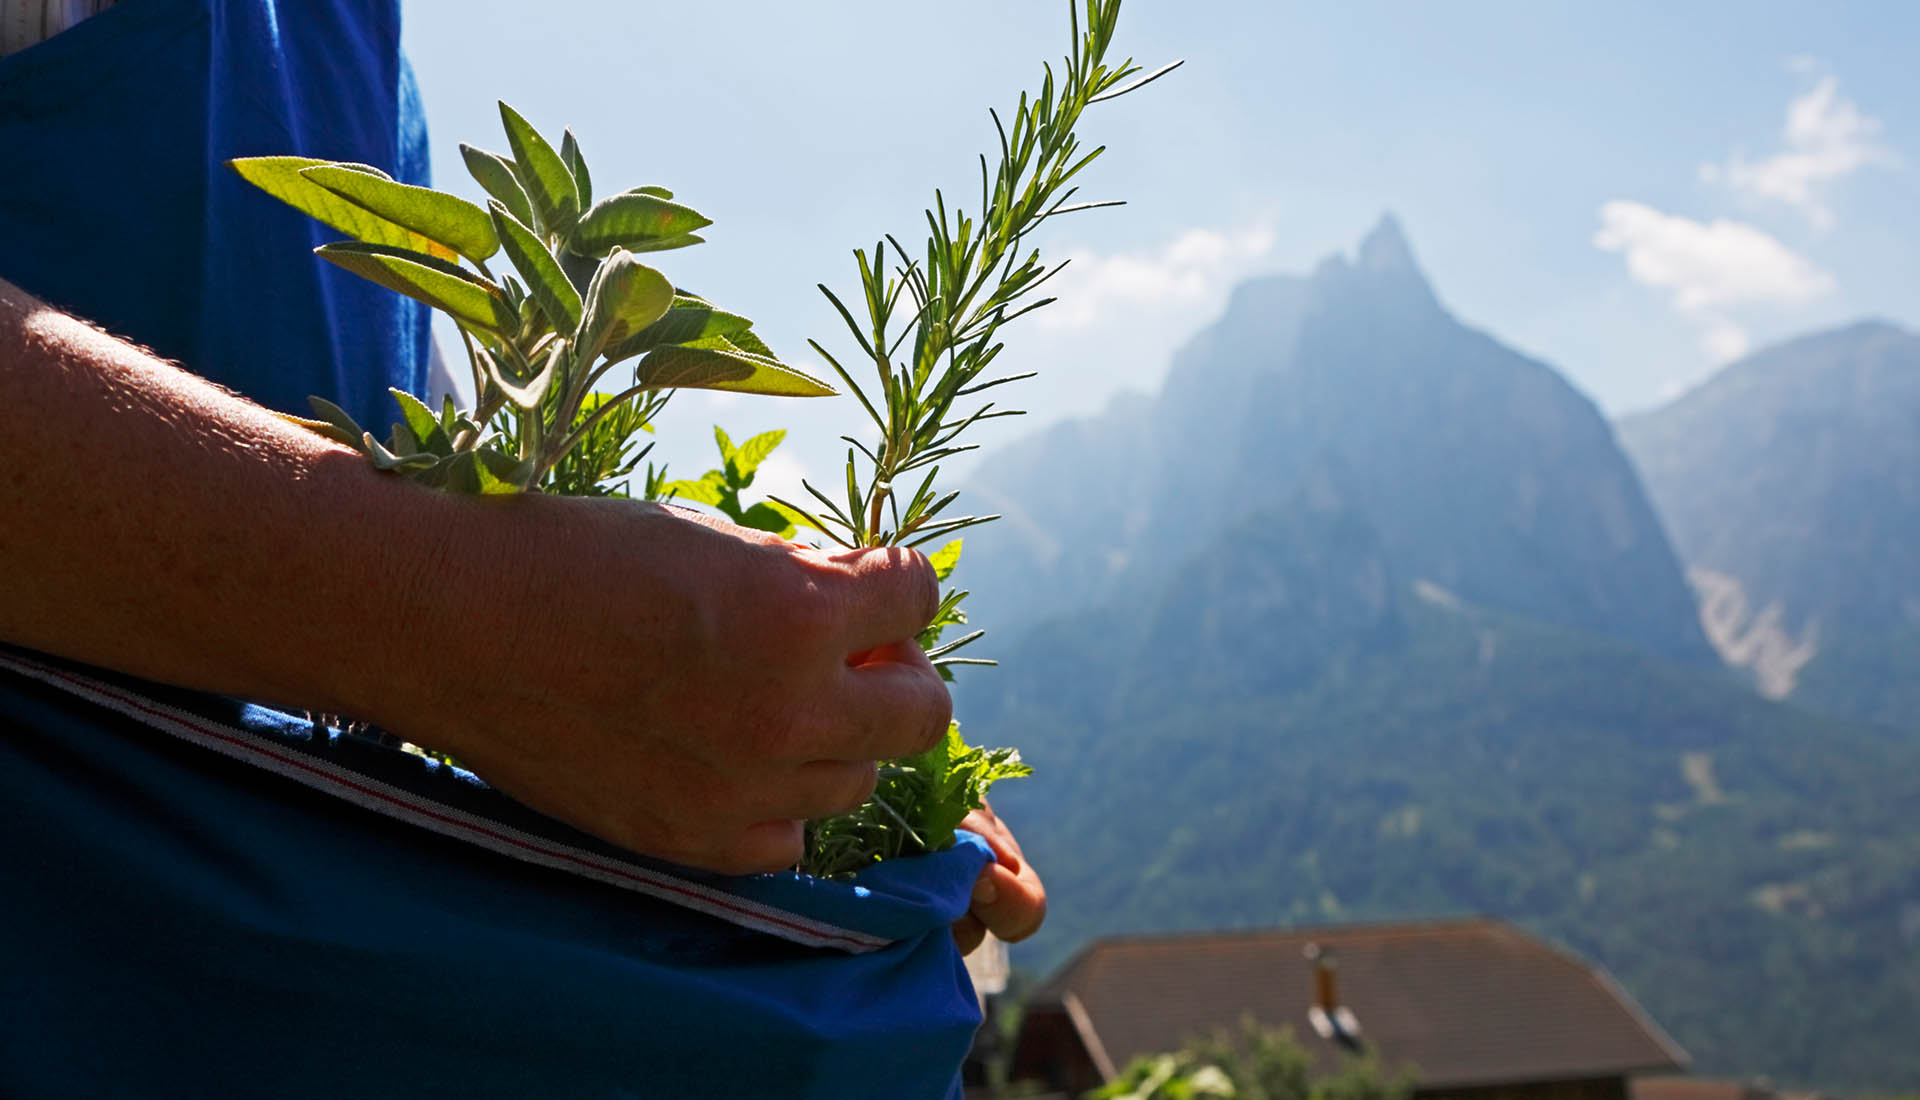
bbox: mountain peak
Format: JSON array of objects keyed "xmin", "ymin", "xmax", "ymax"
[
  {"xmin": 1304, "ymin": 213, "xmax": 1440, "ymax": 315},
  {"xmin": 1358, "ymin": 212, "xmax": 1418, "ymax": 275}
]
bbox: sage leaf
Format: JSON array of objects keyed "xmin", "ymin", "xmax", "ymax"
[
  {"xmin": 489, "ymin": 202, "xmax": 581, "ymax": 333},
  {"xmin": 277, "ymin": 410, "xmax": 360, "ymax": 449},
  {"xmin": 304, "ymin": 396, "xmax": 369, "ymax": 449},
  {"xmin": 497, "ymin": 102, "xmax": 578, "ymax": 235},
  {"xmin": 571, "ymin": 192, "xmax": 712, "ymax": 255},
  {"xmin": 301, "ymin": 164, "xmax": 499, "ymax": 263},
  {"xmin": 578, "ymin": 250, "xmax": 675, "ymax": 357},
  {"xmin": 725, "ymin": 328, "xmax": 777, "ymax": 359},
  {"xmin": 230, "ymin": 157, "xmax": 459, "ymax": 262},
  {"xmin": 560, "ymin": 128, "xmax": 592, "ymax": 210},
  {"xmin": 459, "ymin": 144, "xmax": 534, "ymax": 228},
  {"xmin": 390, "ymin": 388, "xmax": 453, "ymax": 456},
  {"xmin": 475, "ymin": 446, "xmax": 535, "ymax": 492},
  {"xmin": 362, "ymin": 431, "xmax": 440, "ymax": 472},
  {"xmin": 635, "ymin": 339, "xmax": 836, "ymax": 398},
  {"xmin": 599, "ymin": 302, "xmax": 752, "ymax": 366},
  {"xmin": 315, "ymin": 242, "xmax": 516, "ymax": 333},
  {"xmin": 486, "ymin": 340, "xmax": 562, "ymax": 411},
  {"xmin": 620, "ymin": 232, "xmax": 705, "ymax": 254}
]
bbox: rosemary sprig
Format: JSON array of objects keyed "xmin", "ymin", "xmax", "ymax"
[
  {"xmin": 794, "ymin": 0, "xmax": 1177, "ymax": 876},
  {"xmin": 782, "ymin": 0, "xmax": 1178, "ymax": 553}
]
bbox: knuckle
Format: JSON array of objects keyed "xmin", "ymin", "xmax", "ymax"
[
  {"xmin": 906, "ymin": 548, "xmax": 940, "ymax": 624},
  {"xmin": 761, "ymin": 557, "xmax": 840, "ymax": 647},
  {"xmin": 829, "ymin": 762, "xmax": 880, "ymax": 815},
  {"xmin": 743, "ymin": 696, "xmax": 826, "ymax": 761},
  {"xmin": 916, "ymin": 682, "xmax": 954, "ymax": 752},
  {"xmin": 880, "ymin": 546, "xmax": 941, "ymax": 627}
]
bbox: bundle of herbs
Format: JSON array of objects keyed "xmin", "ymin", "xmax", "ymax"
[{"xmin": 233, "ymin": 0, "xmax": 1173, "ymax": 878}]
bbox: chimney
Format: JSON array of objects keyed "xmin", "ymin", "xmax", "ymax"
[
  {"xmin": 1304, "ymin": 943, "xmax": 1364, "ymax": 1052},
  {"xmin": 1307, "ymin": 942, "xmax": 1339, "ymax": 1011}
]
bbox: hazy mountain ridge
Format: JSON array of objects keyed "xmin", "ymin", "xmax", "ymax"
[
  {"xmin": 961, "ymin": 215, "xmax": 1714, "ymax": 665},
  {"xmin": 1617, "ymin": 321, "xmax": 1920, "ymax": 715}
]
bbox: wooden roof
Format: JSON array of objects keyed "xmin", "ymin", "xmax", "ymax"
[
  {"xmin": 1631, "ymin": 1077, "xmax": 1830, "ymax": 1100},
  {"xmin": 1019, "ymin": 918, "xmax": 1688, "ymax": 1088}
]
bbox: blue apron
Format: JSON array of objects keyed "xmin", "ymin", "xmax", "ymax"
[{"xmin": 0, "ymin": 5, "xmax": 990, "ymax": 1098}]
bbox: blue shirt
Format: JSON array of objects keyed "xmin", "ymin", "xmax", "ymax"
[{"xmin": 0, "ymin": 4, "xmax": 988, "ymax": 1096}]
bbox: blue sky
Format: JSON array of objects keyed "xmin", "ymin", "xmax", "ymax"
[{"xmin": 404, "ymin": 1, "xmax": 1917, "ymax": 499}]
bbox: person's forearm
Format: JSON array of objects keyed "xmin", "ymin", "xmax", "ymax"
[
  {"xmin": 0, "ymin": 276, "xmax": 951, "ymax": 872},
  {"xmin": 0, "ymin": 276, "xmax": 473, "ymax": 719}
]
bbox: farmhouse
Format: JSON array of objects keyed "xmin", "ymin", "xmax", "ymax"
[{"xmin": 1005, "ymin": 917, "xmax": 1688, "ymax": 1099}]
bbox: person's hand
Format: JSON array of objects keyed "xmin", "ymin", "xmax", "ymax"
[
  {"xmin": 373, "ymin": 498, "xmax": 951, "ymax": 875},
  {"xmin": 0, "ymin": 286, "xmax": 946, "ymax": 877},
  {"xmin": 953, "ymin": 799, "xmax": 1046, "ymax": 954}
]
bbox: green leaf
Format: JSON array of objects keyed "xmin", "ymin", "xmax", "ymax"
[
  {"xmin": 628, "ymin": 185, "xmax": 674, "ymax": 200},
  {"xmin": 599, "ymin": 302, "xmax": 752, "ymax": 366},
  {"xmin": 433, "ymin": 448, "xmax": 528, "ymax": 495},
  {"xmin": 485, "ymin": 340, "xmax": 562, "ymax": 411},
  {"xmin": 571, "ymin": 192, "xmax": 712, "ymax": 255},
  {"xmin": 560, "ymin": 128, "xmax": 592, "ymax": 210},
  {"xmin": 497, "ymin": 102, "xmax": 578, "ymax": 234},
  {"xmin": 927, "ymin": 539, "xmax": 963, "ymax": 581},
  {"xmin": 578, "ymin": 250, "xmax": 675, "ymax": 356},
  {"xmin": 362, "ymin": 431, "xmax": 440, "ymax": 473},
  {"xmin": 763, "ymin": 499, "xmax": 816, "ymax": 536},
  {"xmin": 390, "ymin": 388, "xmax": 453, "ymax": 456},
  {"xmin": 278, "ymin": 412, "xmax": 359, "ymax": 449},
  {"xmin": 301, "ymin": 164, "xmax": 498, "ymax": 263},
  {"xmin": 734, "ymin": 429, "xmax": 786, "ymax": 478},
  {"xmin": 725, "ymin": 327, "xmax": 777, "ymax": 359},
  {"xmin": 489, "ymin": 202, "xmax": 581, "ymax": 333},
  {"xmin": 230, "ymin": 156, "xmax": 459, "ymax": 262},
  {"xmin": 619, "ymin": 232, "xmax": 705, "ymax": 255},
  {"xmin": 739, "ymin": 501, "xmax": 798, "ymax": 539},
  {"xmin": 294, "ymin": 396, "xmax": 368, "ymax": 449},
  {"xmin": 475, "ymin": 446, "xmax": 535, "ymax": 492},
  {"xmin": 314, "ymin": 242, "xmax": 515, "ymax": 333},
  {"xmin": 634, "ymin": 339, "xmax": 836, "ymax": 398},
  {"xmin": 712, "ymin": 425, "xmax": 737, "ymax": 463},
  {"xmin": 459, "ymin": 144, "xmax": 534, "ymax": 228},
  {"xmin": 660, "ymin": 472, "xmax": 726, "ymax": 507}
]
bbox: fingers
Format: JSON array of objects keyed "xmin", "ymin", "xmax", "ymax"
[
  {"xmin": 952, "ymin": 913, "xmax": 988, "ymax": 956},
  {"xmin": 967, "ymin": 862, "xmax": 1047, "ymax": 942},
  {"xmin": 827, "ymin": 639, "xmax": 952, "ymax": 761},
  {"xmin": 957, "ymin": 802, "xmax": 1046, "ymax": 944},
  {"xmin": 831, "ymin": 545, "xmax": 940, "ymax": 651}
]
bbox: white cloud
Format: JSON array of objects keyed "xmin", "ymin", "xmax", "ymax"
[
  {"xmin": 1593, "ymin": 200, "xmax": 1833, "ymax": 310},
  {"xmin": 753, "ymin": 449, "xmax": 810, "ymax": 512},
  {"xmin": 1701, "ymin": 75, "xmax": 1893, "ymax": 229},
  {"xmin": 1698, "ymin": 315, "xmax": 1752, "ymax": 365},
  {"xmin": 1036, "ymin": 221, "xmax": 1277, "ymax": 331},
  {"xmin": 1593, "ymin": 199, "xmax": 1834, "ymax": 362}
]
